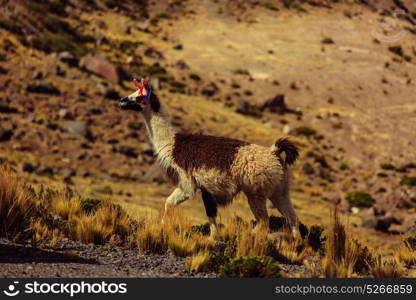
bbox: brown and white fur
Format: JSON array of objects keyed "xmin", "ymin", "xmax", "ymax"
[{"xmin": 119, "ymin": 80, "xmax": 300, "ymax": 237}]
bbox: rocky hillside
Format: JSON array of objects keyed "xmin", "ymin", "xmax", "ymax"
[{"xmin": 1, "ymin": 0, "xmax": 416, "ymax": 253}]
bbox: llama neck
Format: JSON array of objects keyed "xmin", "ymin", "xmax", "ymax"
[{"xmin": 142, "ymin": 106, "xmax": 176, "ymax": 156}]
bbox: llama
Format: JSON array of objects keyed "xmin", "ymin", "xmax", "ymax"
[{"xmin": 119, "ymin": 79, "xmax": 300, "ymax": 237}]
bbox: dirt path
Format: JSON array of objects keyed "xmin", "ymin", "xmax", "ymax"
[{"xmin": 0, "ymin": 239, "xmax": 214, "ymax": 278}]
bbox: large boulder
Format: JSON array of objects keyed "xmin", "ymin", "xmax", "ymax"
[{"xmin": 79, "ymin": 54, "xmax": 122, "ymax": 84}]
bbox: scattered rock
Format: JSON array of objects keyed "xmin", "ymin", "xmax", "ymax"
[
  {"xmin": 0, "ymin": 127, "xmax": 13, "ymax": 142},
  {"xmin": 107, "ymin": 138, "xmax": 119, "ymax": 145},
  {"xmin": 0, "ymin": 98, "xmax": 18, "ymax": 113},
  {"xmin": 127, "ymin": 122, "xmax": 142, "ymax": 130},
  {"xmin": 95, "ymin": 19, "xmax": 107, "ymax": 29},
  {"xmin": 58, "ymin": 51, "xmax": 78, "ymax": 67},
  {"xmin": 32, "ymin": 71, "xmax": 43, "ymax": 80},
  {"xmin": 98, "ymin": 83, "xmax": 120, "ymax": 100},
  {"xmin": 173, "ymin": 44, "xmax": 183, "ymax": 50},
  {"xmin": 361, "ymin": 215, "xmax": 377, "ymax": 229},
  {"xmin": 26, "ymin": 82, "xmax": 60, "ymax": 95},
  {"xmin": 201, "ymin": 82, "xmax": 219, "ymax": 97},
  {"xmin": 174, "ymin": 60, "xmax": 189, "ymax": 70},
  {"xmin": 58, "ymin": 109, "xmax": 74, "ymax": 120},
  {"xmin": 261, "ymin": 94, "xmax": 292, "ymax": 114},
  {"xmin": 0, "ymin": 66, "xmax": 7, "ymax": 74},
  {"xmin": 61, "ymin": 121, "xmax": 92, "ymax": 139},
  {"xmin": 76, "ymin": 168, "xmax": 90, "ymax": 177},
  {"xmin": 123, "ymin": 23, "xmax": 132, "ymax": 35},
  {"xmin": 141, "ymin": 143, "xmax": 153, "ymax": 156},
  {"xmin": 61, "ymin": 168, "xmax": 75, "ymax": 185},
  {"xmin": 113, "ymin": 145, "xmax": 138, "ymax": 158},
  {"xmin": 375, "ymin": 216, "xmax": 401, "ymax": 232},
  {"xmin": 137, "ymin": 20, "xmax": 150, "ymax": 32},
  {"xmin": 235, "ymin": 100, "xmax": 250, "ymax": 114},
  {"xmin": 130, "ymin": 169, "xmax": 144, "ymax": 181},
  {"xmin": 93, "ymin": 32, "xmax": 109, "ymax": 46},
  {"xmin": 36, "ymin": 167, "xmax": 55, "ymax": 177},
  {"xmin": 20, "ymin": 162, "xmax": 37, "ymax": 173},
  {"xmin": 144, "ymin": 47, "xmax": 164, "ymax": 59},
  {"xmin": 51, "ymin": 65, "xmax": 66, "ymax": 77}
]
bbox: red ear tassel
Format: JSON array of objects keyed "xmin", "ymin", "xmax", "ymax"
[{"xmin": 133, "ymin": 79, "xmax": 147, "ymax": 96}]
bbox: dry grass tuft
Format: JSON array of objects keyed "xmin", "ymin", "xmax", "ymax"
[
  {"xmin": 186, "ymin": 251, "xmax": 211, "ymax": 272},
  {"xmin": 134, "ymin": 210, "xmax": 214, "ymax": 256},
  {"xmin": 369, "ymin": 255, "xmax": 404, "ymax": 278},
  {"xmin": 322, "ymin": 206, "xmax": 359, "ymax": 278},
  {"xmin": 395, "ymin": 242, "xmax": 416, "ymax": 267},
  {"xmin": 0, "ymin": 164, "xmax": 39, "ymax": 241}
]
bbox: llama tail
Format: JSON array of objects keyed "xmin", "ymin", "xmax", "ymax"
[{"xmin": 272, "ymin": 138, "xmax": 299, "ymax": 166}]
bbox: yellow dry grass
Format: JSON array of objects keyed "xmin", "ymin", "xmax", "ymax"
[
  {"xmin": 0, "ymin": 164, "xmax": 39, "ymax": 241},
  {"xmin": 186, "ymin": 251, "xmax": 212, "ymax": 272},
  {"xmin": 369, "ymin": 255, "xmax": 405, "ymax": 278},
  {"xmin": 1, "ymin": 164, "xmax": 415, "ymax": 278},
  {"xmin": 395, "ymin": 243, "xmax": 416, "ymax": 267},
  {"xmin": 322, "ymin": 206, "xmax": 359, "ymax": 278}
]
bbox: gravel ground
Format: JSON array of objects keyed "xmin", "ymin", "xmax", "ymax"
[
  {"xmin": 0, "ymin": 238, "xmax": 311, "ymax": 278},
  {"xmin": 0, "ymin": 239, "xmax": 215, "ymax": 278}
]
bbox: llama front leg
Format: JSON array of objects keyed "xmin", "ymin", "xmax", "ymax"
[
  {"xmin": 162, "ymin": 187, "xmax": 194, "ymax": 223},
  {"xmin": 246, "ymin": 194, "xmax": 269, "ymax": 231}
]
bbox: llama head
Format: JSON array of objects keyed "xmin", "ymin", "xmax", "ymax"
[{"xmin": 119, "ymin": 78, "xmax": 159, "ymax": 112}]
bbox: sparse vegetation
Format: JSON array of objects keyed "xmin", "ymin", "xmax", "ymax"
[
  {"xmin": 369, "ymin": 255, "xmax": 404, "ymax": 278},
  {"xmin": 321, "ymin": 37, "xmax": 334, "ymax": 44},
  {"xmin": 294, "ymin": 126, "xmax": 317, "ymax": 137},
  {"xmin": 339, "ymin": 163, "xmax": 349, "ymax": 171},
  {"xmin": 345, "ymin": 190, "xmax": 375, "ymax": 208},
  {"xmin": 1, "ymin": 0, "xmax": 415, "ymax": 279},
  {"xmin": 400, "ymin": 177, "xmax": 416, "ymax": 187},
  {"xmin": 0, "ymin": 164, "xmax": 38, "ymax": 241},
  {"xmin": 0, "ymin": 18, "xmax": 23, "ymax": 36},
  {"xmin": 323, "ymin": 207, "xmax": 362, "ymax": 277},
  {"xmin": 32, "ymin": 33, "xmax": 86, "ymax": 57},
  {"xmin": 388, "ymin": 45, "xmax": 412, "ymax": 62},
  {"xmin": 219, "ymin": 255, "xmax": 282, "ymax": 278},
  {"xmin": 261, "ymin": 2, "xmax": 279, "ymax": 11},
  {"xmin": 380, "ymin": 163, "xmax": 395, "ymax": 170},
  {"xmin": 232, "ymin": 68, "xmax": 251, "ymax": 76}
]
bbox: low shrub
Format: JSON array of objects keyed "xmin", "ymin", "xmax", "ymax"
[
  {"xmin": 345, "ymin": 190, "xmax": 375, "ymax": 207},
  {"xmin": 400, "ymin": 177, "xmax": 416, "ymax": 187},
  {"xmin": 32, "ymin": 33, "xmax": 86, "ymax": 57},
  {"xmin": 294, "ymin": 126, "xmax": 317, "ymax": 137},
  {"xmin": 0, "ymin": 164, "xmax": 38, "ymax": 241},
  {"xmin": 380, "ymin": 163, "xmax": 395, "ymax": 170},
  {"xmin": 0, "ymin": 18, "xmax": 23, "ymax": 35},
  {"xmin": 261, "ymin": 2, "xmax": 279, "ymax": 11},
  {"xmin": 219, "ymin": 255, "xmax": 282, "ymax": 278},
  {"xmin": 308, "ymin": 225, "xmax": 326, "ymax": 253},
  {"xmin": 79, "ymin": 198, "xmax": 102, "ymax": 214},
  {"xmin": 321, "ymin": 37, "xmax": 334, "ymax": 44}
]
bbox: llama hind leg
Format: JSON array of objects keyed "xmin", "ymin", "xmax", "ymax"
[
  {"xmin": 270, "ymin": 190, "xmax": 299, "ymax": 238},
  {"xmin": 200, "ymin": 187, "xmax": 218, "ymax": 238},
  {"xmin": 246, "ymin": 194, "xmax": 269, "ymax": 231}
]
